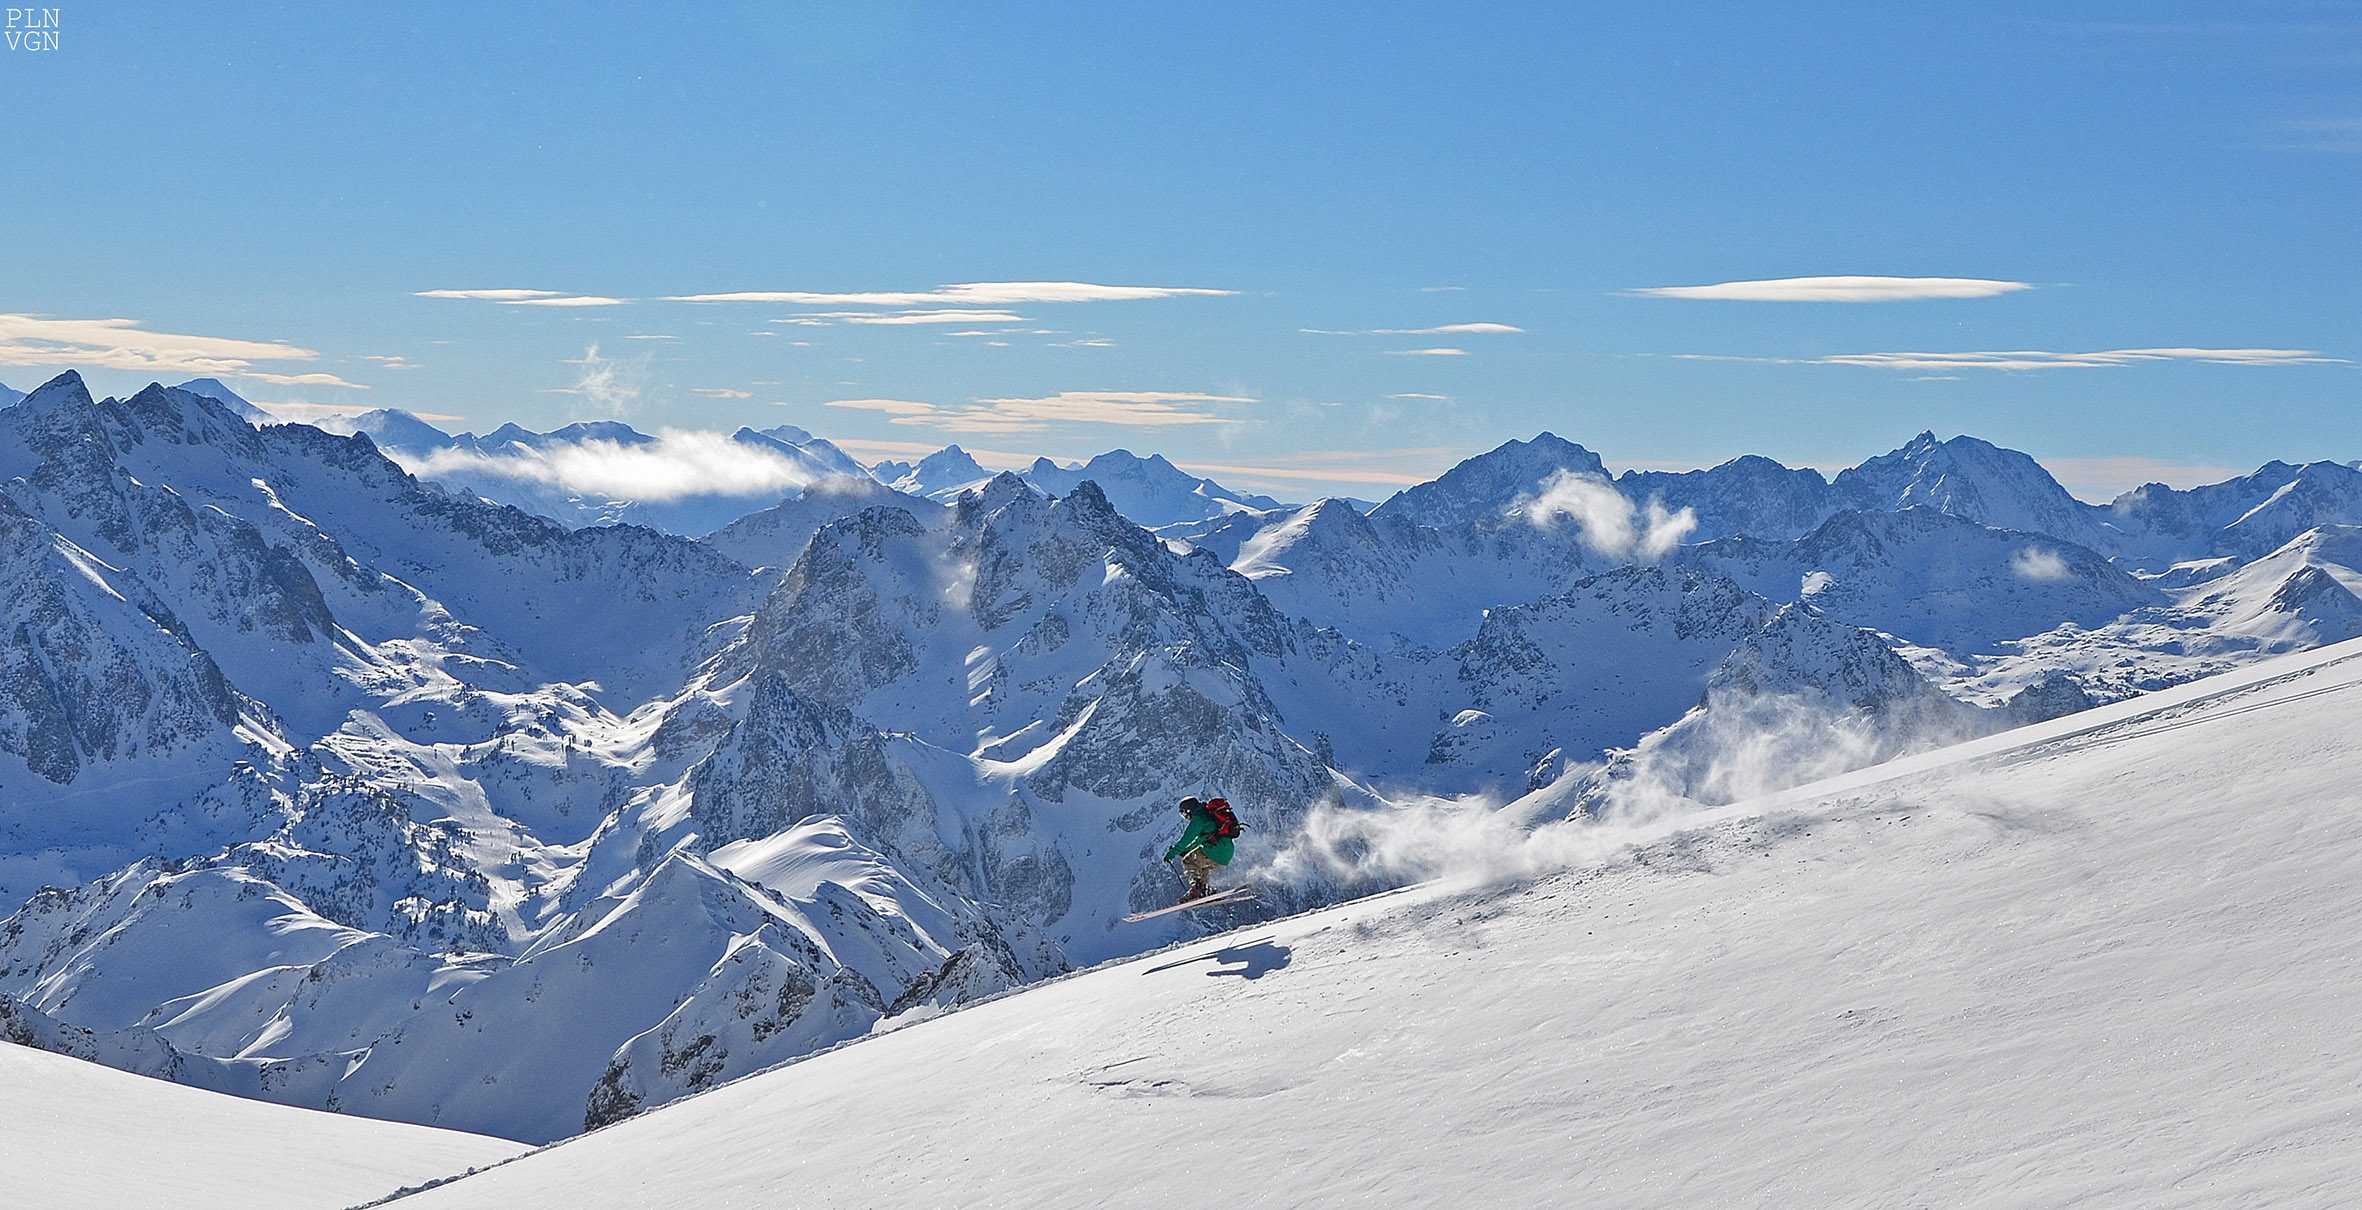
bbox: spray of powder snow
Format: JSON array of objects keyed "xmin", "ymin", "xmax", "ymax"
[
  {"xmin": 1516, "ymin": 470, "xmax": 1697, "ymax": 559},
  {"xmin": 1264, "ymin": 689, "xmax": 1978, "ymax": 894}
]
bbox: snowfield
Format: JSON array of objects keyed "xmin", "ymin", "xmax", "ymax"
[
  {"xmin": 387, "ymin": 637, "xmax": 2362, "ymax": 1207},
  {"xmin": 0, "ymin": 1040, "xmax": 522, "ymax": 1210}
]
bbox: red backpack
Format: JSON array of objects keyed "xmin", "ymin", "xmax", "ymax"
[{"xmin": 1203, "ymin": 797, "xmax": 1244, "ymax": 841}]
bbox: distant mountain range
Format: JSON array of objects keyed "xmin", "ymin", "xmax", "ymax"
[{"xmin": 2, "ymin": 366, "xmax": 2357, "ymax": 1145}]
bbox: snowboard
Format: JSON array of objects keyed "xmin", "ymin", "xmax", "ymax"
[{"xmin": 1123, "ymin": 886, "xmax": 1255, "ymax": 923}]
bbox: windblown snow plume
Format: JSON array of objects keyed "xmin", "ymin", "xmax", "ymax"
[
  {"xmin": 1517, "ymin": 470, "xmax": 1697, "ymax": 559},
  {"xmin": 398, "ymin": 430, "xmax": 825, "ymax": 501}
]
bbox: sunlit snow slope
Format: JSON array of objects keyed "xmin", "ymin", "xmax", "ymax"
[
  {"xmin": 0, "ymin": 1041, "xmax": 524, "ymax": 1210},
  {"xmin": 395, "ymin": 638, "xmax": 2362, "ymax": 1208}
]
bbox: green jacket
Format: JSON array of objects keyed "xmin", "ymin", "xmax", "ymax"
[{"xmin": 1163, "ymin": 807, "xmax": 1235, "ymax": 865}]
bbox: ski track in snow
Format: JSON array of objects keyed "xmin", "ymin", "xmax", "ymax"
[{"xmin": 382, "ymin": 638, "xmax": 2362, "ymax": 1208}]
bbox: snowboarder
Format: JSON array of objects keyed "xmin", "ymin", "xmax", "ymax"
[{"xmin": 1162, "ymin": 796, "xmax": 1242, "ymax": 902}]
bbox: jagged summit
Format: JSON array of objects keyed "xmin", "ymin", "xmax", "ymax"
[{"xmin": 1020, "ymin": 448, "xmax": 1283, "ymax": 527}]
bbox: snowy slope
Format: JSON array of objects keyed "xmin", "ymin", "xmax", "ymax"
[
  {"xmin": 699, "ymin": 476, "xmax": 940, "ymax": 573},
  {"xmin": 884, "ymin": 444, "xmax": 995, "ymax": 499},
  {"xmin": 1021, "ymin": 449, "xmax": 1285, "ymax": 526},
  {"xmin": 0, "ymin": 380, "xmax": 24, "ymax": 408},
  {"xmin": 391, "ymin": 638, "xmax": 2362, "ymax": 1208},
  {"xmin": 0, "ymin": 1041, "xmax": 522, "ymax": 1210}
]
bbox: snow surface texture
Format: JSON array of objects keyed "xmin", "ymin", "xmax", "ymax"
[
  {"xmin": 0, "ymin": 1040, "xmax": 522, "ymax": 1210},
  {"xmin": 390, "ymin": 638, "xmax": 2362, "ymax": 1208}
]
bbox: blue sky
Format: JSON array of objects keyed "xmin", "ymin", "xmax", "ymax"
[{"xmin": 4, "ymin": 2, "xmax": 2356, "ymax": 499}]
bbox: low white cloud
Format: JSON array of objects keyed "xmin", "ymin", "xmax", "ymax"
[
  {"xmin": 1388, "ymin": 392, "xmax": 1452, "ymax": 401},
  {"xmin": 689, "ymin": 387, "xmax": 752, "ymax": 399},
  {"xmin": 415, "ymin": 288, "xmax": 627, "ymax": 307},
  {"xmin": 664, "ymin": 281, "xmax": 1235, "ymax": 306},
  {"xmin": 1517, "ymin": 470, "xmax": 1697, "ymax": 559},
  {"xmin": 1305, "ymin": 322, "xmax": 1524, "ymax": 336},
  {"xmin": 1055, "ymin": 337, "xmax": 1116, "ymax": 348},
  {"xmin": 1629, "ymin": 275, "xmax": 2034, "ymax": 302},
  {"xmin": 1385, "ymin": 347, "xmax": 1469, "ymax": 357},
  {"xmin": 397, "ymin": 429, "xmax": 825, "ymax": 502},
  {"xmin": 0, "ymin": 313, "xmax": 326, "ymax": 379},
  {"xmin": 359, "ymin": 354, "xmax": 415, "ymax": 369},
  {"xmin": 2010, "ymin": 547, "xmax": 2074, "ymax": 581}
]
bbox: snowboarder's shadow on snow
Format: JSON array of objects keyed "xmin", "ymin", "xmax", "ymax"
[{"xmin": 1144, "ymin": 937, "xmax": 1292, "ymax": 981}]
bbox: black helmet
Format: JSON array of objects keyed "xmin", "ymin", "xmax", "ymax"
[{"xmin": 1178, "ymin": 796, "xmax": 1202, "ymax": 813}]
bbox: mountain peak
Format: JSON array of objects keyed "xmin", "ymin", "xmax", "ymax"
[
  {"xmin": 24, "ymin": 369, "xmax": 93, "ymax": 410},
  {"xmin": 1368, "ymin": 431, "xmax": 1609, "ymax": 528}
]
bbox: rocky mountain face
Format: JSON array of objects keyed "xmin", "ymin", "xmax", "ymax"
[{"xmin": 3, "ymin": 375, "xmax": 2358, "ymax": 1146}]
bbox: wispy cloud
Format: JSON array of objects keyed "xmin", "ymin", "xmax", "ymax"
[
  {"xmin": 690, "ymin": 387, "xmax": 752, "ymax": 399},
  {"xmin": 1388, "ymin": 392, "xmax": 1452, "ymax": 401},
  {"xmin": 397, "ymin": 429, "xmax": 824, "ymax": 502},
  {"xmin": 828, "ymin": 390, "xmax": 1255, "ymax": 433},
  {"xmin": 242, "ymin": 369, "xmax": 370, "ymax": 388},
  {"xmin": 1628, "ymin": 275, "xmax": 2034, "ymax": 302},
  {"xmin": 415, "ymin": 289, "xmax": 627, "ymax": 307},
  {"xmin": 622, "ymin": 333, "xmax": 678, "ymax": 342},
  {"xmin": 359, "ymin": 354, "xmax": 415, "ymax": 369},
  {"xmin": 1418, "ymin": 285, "xmax": 1468, "ymax": 293},
  {"xmin": 1054, "ymin": 337, "xmax": 1116, "ymax": 348},
  {"xmin": 664, "ymin": 281, "xmax": 1235, "ymax": 306},
  {"xmin": 0, "ymin": 313, "xmax": 335, "ymax": 380},
  {"xmin": 825, "ymin": 398, "xmax": 940, "ymax": 416},
  {"xmin": 2266, "ymin": 117, "xmax": 2362, "ymax": 154},
  {"xmin": 1385, "ymin": 347, "xmax": 1469, "ymax": 357},
  {"xmin": 1665, "ymin": 347, "xmax": 2344, "ymax": 370},
  {"xmin": 1304, "ymin": 322, "xmax": 1524, "ymax": 336},
  {"xmin": 775, "ymin": 309, "xmax": 1028, "ymax": 327},
  {"xmin": 544, "ymin": 344, "xmax": 647, "ymax": 414}
]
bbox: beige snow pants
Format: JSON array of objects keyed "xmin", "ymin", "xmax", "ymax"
[{"xmin": 1180, "ymin": 849, "xmax": 1217, "ymax": 895}]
